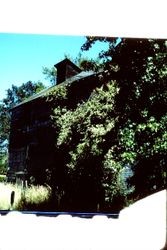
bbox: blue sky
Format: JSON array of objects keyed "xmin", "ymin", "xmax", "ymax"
[{"xmin": 0, "ymin": 33, "xmax": 109, "ymax": 100}]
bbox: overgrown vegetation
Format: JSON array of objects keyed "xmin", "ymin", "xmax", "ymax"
[
  {"xmin": 44, "ymin": 38, "xmax": 167, "ymax": 212},
  {"xmin": 0, "ymin": 174, "xmax": 7, "ymax": 182},
  {"xmin": 1, "ymin": 37, "xmax": 166, "ymax": 213},
  {"xmin": 0, "ymin": 183, "xmax": 51, "ymax": 210}
]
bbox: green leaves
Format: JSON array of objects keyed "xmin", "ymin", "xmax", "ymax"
[
  {"xmin": 42, "ymin": 66, "xmax": 57, "ymax": 85},
  {"xmin": 46, "ymin": 37, "xmax": 167, "ymax": 210},
  {"xmin": 48, "ymin": 80, "xmax": 129, "ymax": 208}
]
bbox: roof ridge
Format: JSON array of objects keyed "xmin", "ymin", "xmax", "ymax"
[{"xmin": 11, "ymin": 70, "xmax": 96, "ymax": 109}]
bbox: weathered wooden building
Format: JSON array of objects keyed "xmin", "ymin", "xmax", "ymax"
[{"xmin": 7, "ymin": 59, "xmax": 104, "ymax": 184}]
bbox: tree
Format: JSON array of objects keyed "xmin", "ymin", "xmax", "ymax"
[
  {"xmin": 81, "ymin": 37, "xmax": 167, "ymax": 199},
  {"xmin": 42, "ymin": 66, "xmax": 57, "ymax": 85},
  {"xmin": 47, "ymin": 37, "xmax": 166, "ymax": 211},
  {"xmin": 0, "ymin": 149, "xmax": 7, "ymax": 175},
  {"xmin": 0, "ymin": 81, "xmax": 45, "ymax": 174}
]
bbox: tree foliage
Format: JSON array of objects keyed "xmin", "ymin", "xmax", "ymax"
[
  {"xmin": 42, "ymin": 66, "xmax": 57, "ymax": 85},
  {"xmin": 47, "ymin": 37, "xmax": 166, "ymax": 211},
  {"xmin": 81, "ymin": 37, "xmax": 167, "ymax": 198},
  {"xmin": 0, "ymin": 149, "xmax": 7, "ymax": 175}
]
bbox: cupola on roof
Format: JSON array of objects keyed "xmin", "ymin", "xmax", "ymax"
[{"xmin": 54, "ymin": 58, "xmax": 82, "ymax": 84}]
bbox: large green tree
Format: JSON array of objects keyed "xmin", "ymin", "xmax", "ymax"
[
  {"xmin": 82, "ymin": 37, "xmax": 167, "ymax": 199},
  {"xmin": 47, "ymin": 37, "xmax": 166, "ymax": 211},
  {"xmin": 82, "ymin": 37, "xmax": 167, "ymax": 198}
]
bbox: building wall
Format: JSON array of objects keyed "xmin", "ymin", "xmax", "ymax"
[
  {"xmin": 7, "ymin": 97, "xmax": 54, "ymax": 183},
  {"xmin": 7, "ymin": 72, "xmax": 104, "ymax": 183}
]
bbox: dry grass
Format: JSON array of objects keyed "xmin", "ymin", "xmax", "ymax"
[{"xmin": 0, "ymin": 182, "xmax": 51, "ymax": 210}]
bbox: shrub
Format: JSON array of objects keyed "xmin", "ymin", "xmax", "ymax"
[
  {"xmin": 0, "ymin": 182, "xmax": 51, "ymax": 210},
  {"xmin": 15, "ymin": 185, "xmax": 52, "ymax": 210},
  {"xmin": 0, "ymin": 175, "xmax": 7, "ymax": 182}
]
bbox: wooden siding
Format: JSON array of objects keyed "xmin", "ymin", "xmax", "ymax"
[{"xmin": 7, "ymin": 70, "xmax": 105, "ymax": 183}]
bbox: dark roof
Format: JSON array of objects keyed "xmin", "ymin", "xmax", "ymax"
[{"xmin": 12, "ymin": 70, "xmax": 95, "ymax": 109}]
